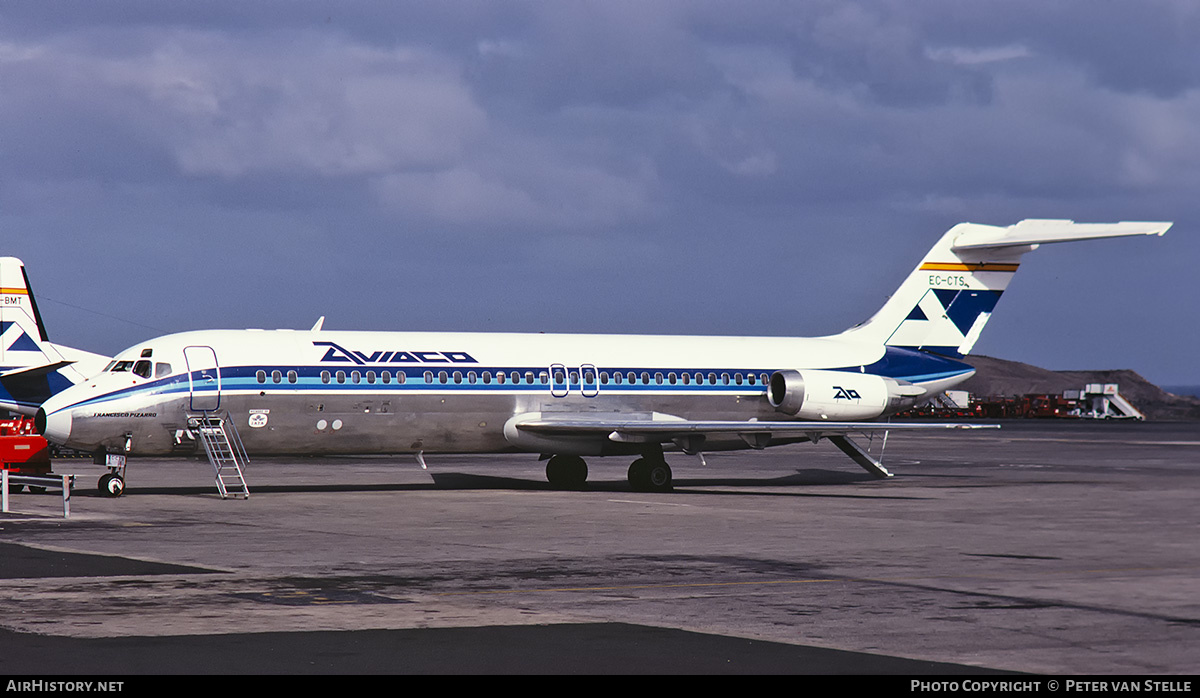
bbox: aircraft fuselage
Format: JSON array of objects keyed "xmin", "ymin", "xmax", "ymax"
[{"xmin": 38, "ymin": 329, "xmax": 973, "ymax": 457}]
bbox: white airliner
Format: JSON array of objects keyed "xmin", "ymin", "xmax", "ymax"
[
  {"xmin": 36, "ymin": 219, "xmax": 1169, "ymax": 497},
  {"xmin": 0, "ymin": 257, "xmax": 110, "ymax": 415}
]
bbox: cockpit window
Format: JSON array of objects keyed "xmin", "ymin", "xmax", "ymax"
[
  {"xmin": 132, "ymin": 360, "xmax": 152, "ymax": 379},
  {"xmin": 110, "ymin": 361, "xmax": 134, "ymax": 373},
  {"xmin": 155, "ymin": 362, "xmax": 172, "ymax": 378}
]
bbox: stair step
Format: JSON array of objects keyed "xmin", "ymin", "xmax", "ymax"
[{"xmin": 190, "ymin": 412, "xmax": 250, "ymax": 499}]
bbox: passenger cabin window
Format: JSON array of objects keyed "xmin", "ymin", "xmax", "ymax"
[{"xmin": 256, "ymin": 371, "xmax": 267, "ymax": 384}]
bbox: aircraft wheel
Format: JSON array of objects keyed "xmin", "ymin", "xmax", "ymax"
[
  {"xmin": 546, "ymin": 455, "xmax": 587, "ymax": 490},
  {"xmin": 98, "ymin": 473, "xmax": 125, "ymax": 498},
  {"xmin": 7, "ymin": 482, "xmax": 24, "ymax": 494},
  {"xmin": 644, "ymin": 460, "xmax": 673, "ymax": 493},
  {"xmin": 627, "ymin": 458, "xmax": 649, "ymax": 491}
]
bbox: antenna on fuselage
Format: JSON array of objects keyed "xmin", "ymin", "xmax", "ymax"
[{"xmin": 310, "ymin": 316, "xmax": 325, "ymax": 332}]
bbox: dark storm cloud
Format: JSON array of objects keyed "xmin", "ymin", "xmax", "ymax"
[
  {"xmin": 786, "ymin": 2, "xmax": 995, "ymax": 107},
  {"xmin": 0, "ymin": 1, "xmax": 1196, "ymax": 382}
]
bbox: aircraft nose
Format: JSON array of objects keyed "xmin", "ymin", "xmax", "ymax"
[{"xmin": 36, "ymin": 406, "xmax": 72, "ymax": 445}]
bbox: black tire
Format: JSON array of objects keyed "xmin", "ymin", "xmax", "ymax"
[
  {"xmin": 627, "ymin": 458, "xmax": 649, "ymax": 491},
  {"xmin": 546, "ymin": 455, "xmax": 588, "ymax": 490},
  {"xmin": 98, "ymin": 473, "xmax": 125, "ymax": 498},
  {"xmin": 644, "ymin": 460, "xmax": 673, "ymax": 493}
]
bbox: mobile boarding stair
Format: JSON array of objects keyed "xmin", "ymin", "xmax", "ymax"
[{"xmin": 188, "ymin": 412, "xmax": 250, "ymax": 499}]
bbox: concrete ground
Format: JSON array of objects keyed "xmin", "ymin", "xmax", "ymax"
[{"xmin": 1, "ymin": 420, "xmax": 1196, "ymax": 674}]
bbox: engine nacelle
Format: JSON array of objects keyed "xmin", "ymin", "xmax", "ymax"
[{"xmin": 768, "ymin": 369, "xmax": 924, "ymax": 420}]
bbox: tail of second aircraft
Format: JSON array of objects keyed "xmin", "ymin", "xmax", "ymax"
[
  {"xmin": 0, "ymin": 257, "xmax": 110, "ymax": 414},
  {"xmin": 836, "ymin": 219, "xmax": 1171, "ymax": 357}
]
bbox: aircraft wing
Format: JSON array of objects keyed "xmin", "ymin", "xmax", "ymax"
[
  {"xmin": 512, "ymin": 415, "xmax": 997, "ymax": 478},
  {"xmin": 517, "ymin": 417, "xmax": 994, "ymax": 443},
  {"xmin": 515, "ymin": 417, "xmax": 993, "ymax": 439}
]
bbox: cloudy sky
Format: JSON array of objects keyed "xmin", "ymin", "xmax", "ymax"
[{"xmin": 2, "ymin": 1, "xmax": 1197, "ymax": 384}]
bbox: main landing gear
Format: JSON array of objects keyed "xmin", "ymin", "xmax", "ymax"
[
  {"xmin": 545, "ymin": 455, "xmax": 588, "ymax": 490},
  {"xmin": 543, "ymin": 454, "xmax": 674, "ymax": 493},
  {"xmin": 627, "ymin": 457, "xmax": 673, "ymax": 493}
]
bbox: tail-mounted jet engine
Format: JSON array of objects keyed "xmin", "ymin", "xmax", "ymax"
[{"xmin": 767, "ymin": 369, "xmax": 925, "ymax": 420}]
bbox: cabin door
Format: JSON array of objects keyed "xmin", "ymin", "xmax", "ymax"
[{"xmin": 184, "ymin": 345, "xmax": 222, "ymax": 412}]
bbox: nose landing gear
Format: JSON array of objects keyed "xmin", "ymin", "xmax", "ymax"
[
  {"xmin": 98, "ymin": 471, "xmax": 125, "ymax": 498},
  {"xmin": 94, "ymin": 448, "xmax": 127, "ymax": 498}
]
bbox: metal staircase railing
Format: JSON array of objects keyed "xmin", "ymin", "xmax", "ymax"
[{"xmin": 190, "ymin": 411, "xmax": 250, "ymax": 499}]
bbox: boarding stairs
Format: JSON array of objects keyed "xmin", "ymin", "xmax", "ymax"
[{"xmin": 189, "ymin": 412, "xmax": 250, "ymax": 499}]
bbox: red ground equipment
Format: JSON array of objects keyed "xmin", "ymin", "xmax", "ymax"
[{"xmin": 0, "ymin": 416, "xmax": 52, "ymax": 477}]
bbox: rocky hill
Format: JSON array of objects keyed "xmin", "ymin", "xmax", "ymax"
[{"xmin": 957, "ymin": 355, "xmax": 1200, "ymax": 421}]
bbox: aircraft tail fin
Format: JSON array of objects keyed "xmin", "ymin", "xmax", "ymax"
[
  {"xmin": 0, "ymin": 257, "xmax": 110, "ymax": 414},
  {"xmin": 837, "ymin": 220, "xmax": 1171, "ymax": 357},
  {"xmin": 0, "ymin": 257, "xmax": 57, "ymax": 364}
]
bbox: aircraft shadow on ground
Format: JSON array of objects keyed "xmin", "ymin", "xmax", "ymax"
[{"xmin": 65, "ymin": 468, "xmax": 931, "ymax": 499}]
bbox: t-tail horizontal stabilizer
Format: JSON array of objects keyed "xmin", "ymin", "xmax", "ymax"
[{"xmin": 839, "ymin": 219, "xmax": 1171, "ymax": 358}]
